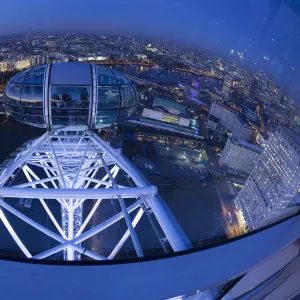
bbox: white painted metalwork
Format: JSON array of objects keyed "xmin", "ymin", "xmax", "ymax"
[
  {"xmin": 0, "ymin": 130, "xmax": 188, "ymax": 261},
  {"xmin": 89, "ymin": 64, "xmax": 98, "ymax": 129},
  {"xmin": 43, "ymin": 63, "xmax": 51, "ymax": 129}
]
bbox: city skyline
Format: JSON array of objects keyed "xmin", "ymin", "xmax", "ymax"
[
  {"xmin": 1, "ymin": 31, "xmax": 300, "ymax": 106},
  {"xmin": 2, "ymin": 0, "xmax": 300, "ymax": 97}
]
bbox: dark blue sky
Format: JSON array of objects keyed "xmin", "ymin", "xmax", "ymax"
[
  {"xmin": 2, "ymin": 0, "xmax": 300, "ymax": 98},
  {"xmin": 1, "ymin": 0, "xmax": 267, "ymax": 48}
]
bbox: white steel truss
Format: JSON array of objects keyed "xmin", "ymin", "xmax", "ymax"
[{"xmin": 0, "ymin": 130, "xmax": 188, "ymax": 261}]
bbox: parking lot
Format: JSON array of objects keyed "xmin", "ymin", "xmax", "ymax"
[{"xmin": 153, "ymin": 145, "xmax": 209, "ymax": 178}]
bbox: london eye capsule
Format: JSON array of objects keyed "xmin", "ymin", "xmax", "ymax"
[{"xmin": 4, "ymin": 62, "xmax": 137, "ymax": 129}]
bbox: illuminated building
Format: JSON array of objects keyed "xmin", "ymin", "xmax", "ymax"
[
  {"xmin": 142, "ymin": 107, "xmax": 190, "ymax": 127},
  {"xmin": 222, "ymin": 75, "xmax": 232, "ymax": 98},
  {"xmin": 14, "ymin": 59, "xmax": 31, "ymax": 70},
  {"xmin": 142, "ymin": 97, "xmax": 191, "ymax": 127},
  {"xmin": 78, "ymin": 56, "xmax": 108, "ymax": 61},
  {"xmin": 30, "ymin": 56, "xmax": 46, "ymax": 67},
  {"xmin": 137, "ymin": 54, "xmax": 147, "ymax": 61},
  {"xmin": 256, "ymin": 132, "xmax": 269, "ymax": 148},
  {"xmin": 219, "ymin": 138, "xmax": 262, "ymax": 174},
  {"xmin": 209, "ymin": 102, "xmax": 238, "ymax": 131},
  {"xmin": 235, "ymin": 126, "xmax": 300, "ymax": 231},
  {"xmin": 146, "ymin": 43, "xmax": 158, "ymax": 52},
  {"xmin": 0, "ymin": 61, "xmax": 8, "ymax": 72}
]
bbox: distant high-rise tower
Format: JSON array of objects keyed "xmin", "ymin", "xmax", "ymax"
[
  {"xmin": 235, "ymin": 126, "xmax": 300, "ymax": 231},
  {"xmin": 222, "ymin": 75, "xmax": 232, "ymax": 98},
  {"xmin": 249, "ymin": 78, "xmax": 259, "ymax": 98},
  {"xmin": 209, "ymin": 102, "xmax": 238, "ymax": 132}
]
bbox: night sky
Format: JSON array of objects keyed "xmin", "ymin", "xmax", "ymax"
[{"xmin": 2, "ymin": 0, "xmax": 300, "ymax": 98}]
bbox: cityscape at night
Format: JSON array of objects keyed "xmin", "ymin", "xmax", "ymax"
[{"xmin": 0, "ymin": 1, "xmax": 299, "ymax": 300}]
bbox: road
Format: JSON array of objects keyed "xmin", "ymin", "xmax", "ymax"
[
  {"xmin": 206, "ymin": 148, "xmax": 222, "ymax": 174},
  {"xmin": 134, "ymin": 143, "xmax": 210, "ymax": 180},
  {"xmin": 205, "ymin": 146, "xmax": 245, "ymax": 238},
  {"xmin": 156, "ymin": 146, "xmax": 209, "ymax": 177},
  {"xmin": 216, "ymin": 177, "xmax": 245, "ymax": 238}
]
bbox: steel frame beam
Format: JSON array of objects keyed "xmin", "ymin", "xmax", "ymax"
[{"xmin": 0, "ymin": 130, "xmax": 188, "ymax": 261}]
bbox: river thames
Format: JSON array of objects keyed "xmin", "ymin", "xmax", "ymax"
[{"xmin": 109, "ymin": 64, "xmax": 222, "ymax": 87}]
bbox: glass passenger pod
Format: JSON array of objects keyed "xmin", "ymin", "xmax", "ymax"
[
  {"xmin": 95, "ymin": 66, "xmax": 137, "ymax": 128},
  {"xmin": 4, "ymin": 63, "xmax": 136, "ymax": 129},
  {"xmin": 4, "ymin": 65, "xmax": 46, "ymax": 126}
]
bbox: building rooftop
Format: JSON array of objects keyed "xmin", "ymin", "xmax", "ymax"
[
  {"xmin": 232, "ymin": 138, "xmax": 263, "ymax": 154},
  {"xmin": 213, "ymin": 102, "xmax": 239, "ymax": 115},
  {"xmin": 153, "ymin": 97, "xmax": 187, "ymax": 114}
]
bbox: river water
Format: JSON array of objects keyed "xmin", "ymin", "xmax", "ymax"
[{"xmin": 110, "ymin": 64, "xmax": 222, "ymax": 88}]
